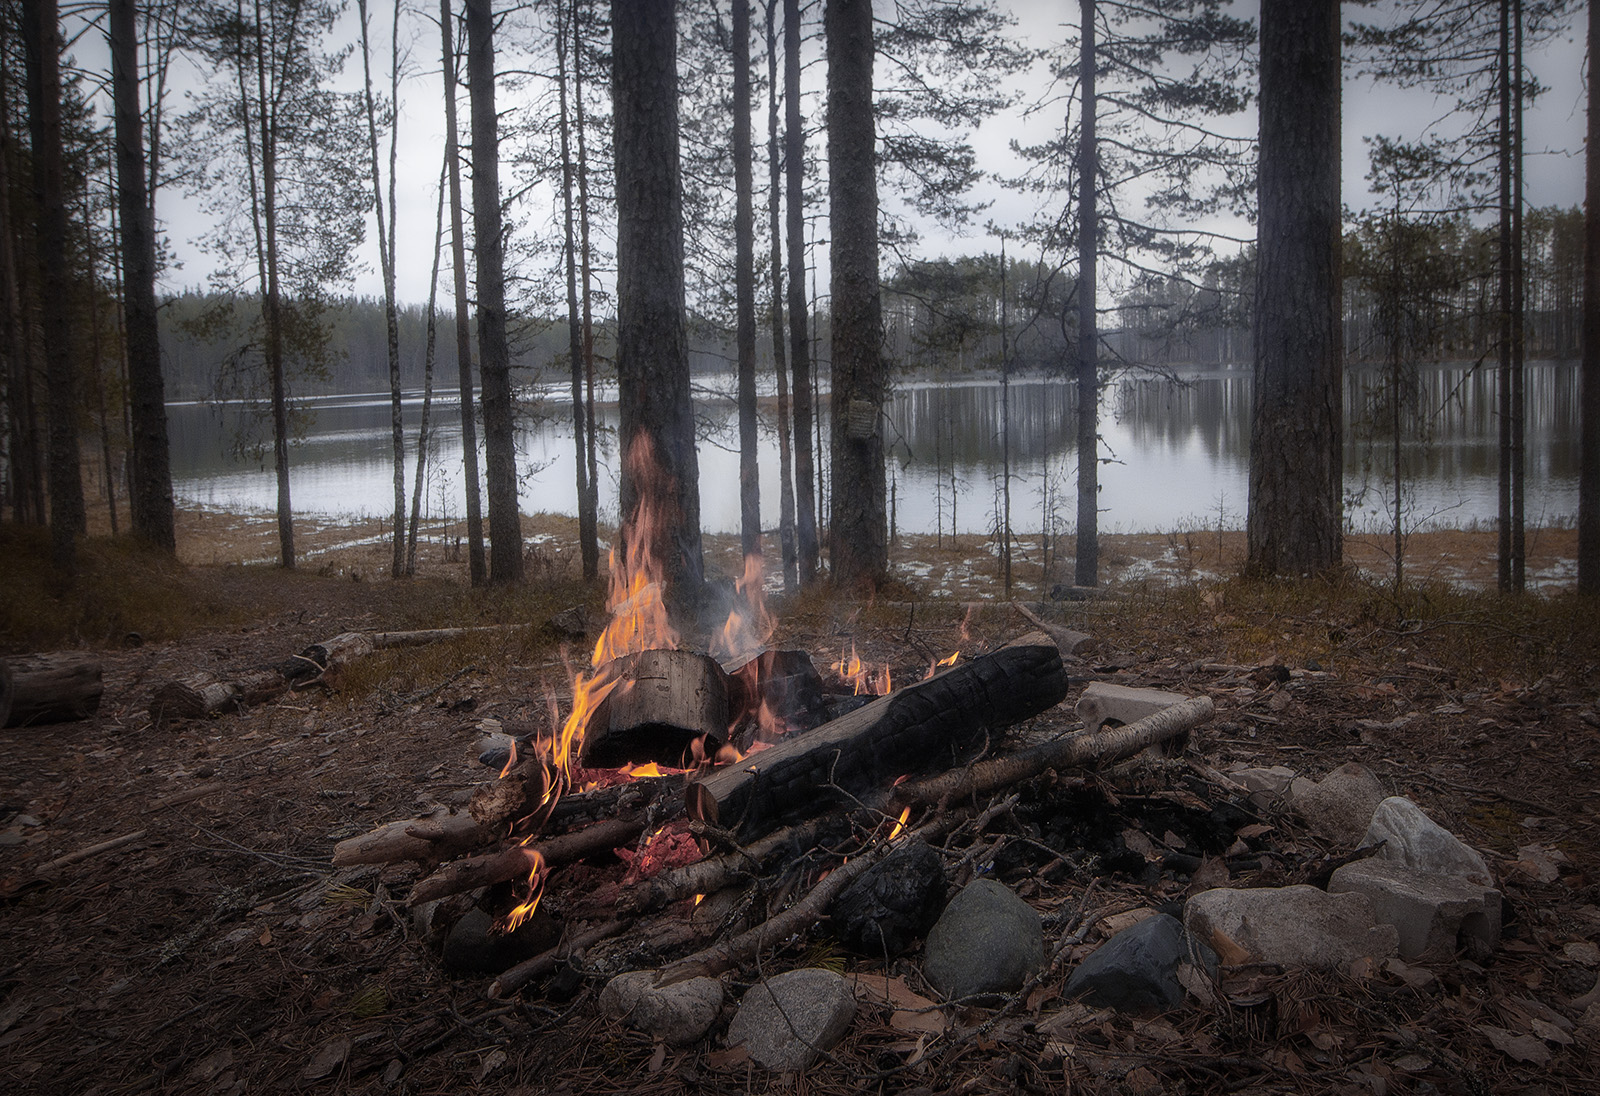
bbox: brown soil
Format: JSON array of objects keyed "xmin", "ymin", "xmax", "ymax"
[{"xmin": 2, "ymin": 508, "xmax": 1597, "ymax": 1095}]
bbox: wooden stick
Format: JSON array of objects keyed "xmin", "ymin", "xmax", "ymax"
[
  {"xmin": 616, "ymin": 815, "xmax": 834, "ymax": 914},
  {"xmin": 39, "ymin": 830, "xmax": 147, "ymax": 873},
  {"xmin": 895, "ymin": 695, "xmax": 1215, "ymax": 807},
  {"xmin": 150, "ymin": 781, "xmax": 226, "ymax": 810},
  {"xmin": 487, "ymin": 918, "xmax": 629, "ymax": 999},
  {"xmin": 1009, "ymin": 602, "xmax": 1098, "ymax": 657},
  {"xmin": 331, "ymin": 809, "xmax": 486, "ymax": 867},
  {"xmin": 408, "ymin": 817, "xmax": 645, "ymax": 905}
]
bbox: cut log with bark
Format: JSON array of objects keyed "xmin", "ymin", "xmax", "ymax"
[
  {"xmin": 583, "ymin": 649, "xmax": 730, "ymax": 767},
  {"xmin": 1, "ymin": 653, "xmax": 103, "ymax": 728},
  {"xmin": 331, "ymin": 807, "xmax": 486, "ymax": 867},
  {"xmin": 150, "ymin": 668, "xmax": 290, "ymax": 721},
  {"xmin": 685, "ymin": 641, "xmax": 1069, "ymax": 835},
  {"xmin": 894, "ymin": 694, "xmax": 1215, "ymax": 808}
]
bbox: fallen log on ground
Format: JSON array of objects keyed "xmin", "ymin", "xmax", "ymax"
[
  {"xmin": 2, "ymin": 653, "xmax": 103, "ymax": 728},
  {"xmin": 685, "ymin": 641, "xmax": 1069, "ymax": 835},
  {"xmin": 332, "ymin": 808, "xmax": 486, "ymax": 867},
  {"xmin": 894, "ymin": 694, "xmax": 1216, "ymax": 808}
]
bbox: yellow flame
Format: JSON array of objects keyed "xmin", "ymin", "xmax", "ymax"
[
  {"xmin": 498, "ymin": 846, "xmax": 547, "ymax": 933},
  {"xmin": 888, "ymin": 806, "xmax": 911, "ymax": 841}
]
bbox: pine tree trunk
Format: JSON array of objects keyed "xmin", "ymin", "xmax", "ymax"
[
  {"xmin": 109, "ymin": 0, "xmax": 175, "ymax": 553},
  {"xmin": 573, "ymin": 0, "xmax": 600, "ymax": 573},
  {"xmin": 611, "ymin": 0, "xmax": 704, "ymax": 610},
  {"xmin": 825, "ymin": 0, "xmax": 887, "ymax": 591},
  {"xmin": 1074, "ymin": 0, "xmax": 1098, "ymax": 587},
  {"xmin": 1246, "ymin": 0, "xmax": 1343, "ymax": 577},
  {"xmin": 408, "ymin": 158, "xmax": 448, "ymax": 575},
  {"xmin": 465, "ymin": 0, "xmax": 523, "ymax": 583},
  {"xmin": 766, "ymin": 0, "xmax": 798, "ymax": 593},
  {"xmin": 439, "ymin": 0, "xmax": 486, "ymax": 586},
  {"xmin": 0, "ymin": 59, "xmax": 43, "ymax": 526},
  {"xmin": 1497, "ymin": 0, "xmax": 1514, "ymax": 591},
  {"xmin": 556, "ymin": 5, "xmax": 596, "ymax": 581},
  {"xmin": 785, "ymin": 0, "xmax": 820, "ymax": 584},
  {"xmin": 22, "ymin": 0, "xmax": 85, "ymax": 571},
  {"xmin": 1580, "ymin": 0, "xmax": 1599, "ymax": 596},
  {"xmin": 734, "ymin": 0, "xmax": 762, "ymax": 561}
]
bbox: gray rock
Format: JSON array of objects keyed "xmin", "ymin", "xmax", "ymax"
[
  {"xmin": 1329, "ymin": 858, "xmax": 1501, "ymax": 961},
  {"xmin": 726, "ymin": 968, "xmax": 857, "ymax": 1071},
  {"xmin": 922, "ymin": 878, "xmax": 1044, "ymax": 999},
  {"xmin": 598, "ymin": 970, "xmax": 724, "ymax": 1046},
  {"xmin": 1064, "ymin": 913, "xmax": 1216, "ymax": 1012},
  {"xmin": 440, "ymin": 907, "xmax": 559, "ymax": 974},
  {"xmin": 1185, "ymin": 885, "xmax": 1399, "ymax": 970},
  {"xmin": 831, "ymin": 838, "xmax": 946, "ymax": 958},
  {"xmin": 1288, "ymin": 763, "xmax": 1387, "ymax": 845},
  {"xmin": 1225, "ymin": 765, "xmax": 1297, "ymax": 807},
  {"xmin": 1363, "ymin": 796, "xmax": 1493, "ymax": 885},
  {"xmin": 1077, "ymin": 683, "xmax": 1190, "ymax": 733}
]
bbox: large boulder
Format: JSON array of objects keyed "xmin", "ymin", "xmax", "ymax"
[
  {"xmin": 1329, "ymin": 858, "xmax": 1501, "ymax": 961},
  {"xmin": 922, "ymin": 879, "xmax": 1044, "ymax": 999},
  {"xmin": 598, "ymin": 970, "xmax": 724, "ymax": 1046},
  {"xmin": 1363, "ymin": 796, "xmax": 1493, "ymax": 886},
  {"xmin": 1287, "ymin": 763, "xmax": 1387, "ymax": 845},
  {"xmin": 1185, "ymin": 885, "xmax": 1398, "ymax": 970},
  {"xmin": 726, "ymin": 968, "xmax": 857, "ymax": 1071}
]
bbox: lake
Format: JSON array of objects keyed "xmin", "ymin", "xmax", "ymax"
[{"xmin": 167, "ymin": 362, "xmax": 1582, "ymax": 538}]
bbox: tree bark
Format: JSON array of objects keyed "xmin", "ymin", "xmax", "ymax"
[
  {"xmin": 766, "ymin": 1, "xmax": 798, "ymax": 593},
  {"xmin": 1075, "ymin": 0, "xmax": 1099, "ymax": 587},
  {"xmin": 0, "ymin": 55, "xmax": 44, "ymax": 526},
  {"xmin": 611, "ymin": 0, "xmax": 704, "ymax": 611},
  {"xmin": 556, "ymin": 2, "xmax": 596, "ymax": 582},
  {"xmin": 734, "ymin": 0, "xmax": 762, "ymax": 561},
  {"xmin": 1247, "ymin": 0, "xmax": 1343, "ymax": 577},
  {"xmin": 109, "ymin": 0, "xmax": 176, "ymax": 553},
  {"xmin": 826, "ymin": 0, "xmax": 887, "ymax": 590},
  {"xmin": 786, "ymin": 0, "xmax": 819, "ymax": 584},
  {"xmin": 1, "ymin": 653, "xmax": 104, "ymax": 728},
  {"xmin": 573, "ymin": 1, "xmax": 601, "ymax": 579},
  {"xmin": 466, "ymin": 0, "xmax": 523, "ymax": 583},
  {"xmin": 1581, "ymin": 0, "xmax": 1600, "ymax": 595},
  {"xmin": 21, "ymin": 0, "xmax": 85, "ymax": 572},
  {"xmin": 439, "ymin": 0, "xmax": 486, "ymax": 586}
]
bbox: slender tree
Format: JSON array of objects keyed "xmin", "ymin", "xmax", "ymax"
[
  {"xmin": 109, "ymin": 0, "xmax": 175, "ymax": 552},
  {"xmin": 785, "ymin": 0, "xmax": 819, "ymax": 583},
  {"xmin": 438, "ymin": 0, "xmax": 486, "ymax": 585},
  {"xmin": 1074, "ymin": 0, "xmax": 1098, "ymax": 586},
  {"xmin": 465, "ymin": 0, "xmax": 523, "ymax": 583},
  {"xmin": 612, "ymin": 0, "xmax": 705, "ymax": 609},
  {"xmin": 826, "ymin": 0, "xmax": 886, "ymax": 589},
  {"xmin": 556, "ymin": 0, "xmax": 597, "ymax": 581},
  {"xmin": 407, "ymin": 158, "xmax": 449, "ymax": 575},
  {"xmin": 1581, "ymin": 0, "xmax": 1599, "ymax": 594},
  {"xmin": 1247, "ymin": 0, "xmax": 1343, "ymax": 576},
  {"xmin": 357, "ymin": 0, "xmax": 407, "ymax": 578},
  {"xmin": 766, "ymin": 0, "xmax": 798, "ymax": 592},
  {"xmin": 734, "ymin": 0, "xmax": 761, "ymax": 560},
  {"xmin": 22, "ymin": 0, "xmax": 85, "ymax": 570}
]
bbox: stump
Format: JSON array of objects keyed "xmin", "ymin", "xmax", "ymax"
[
  {"xmin": 1, "ymin": 653, "xmax": 103, "ymax": 728},
  {"xmin": 582, "ymin": 649, "xmax": 731, "ymax": 768}
]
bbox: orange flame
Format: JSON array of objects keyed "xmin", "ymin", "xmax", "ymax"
[
  {"xmin": 888, "ymin": 806, "xmax": 911, "ymax": 841},
  {"xmin": 499, "ymin": 844, "xmax": 547, "ymax": 933},
  {"xmin": 924, "ymin": 650, "xmax": 959, "ymax": 681}
]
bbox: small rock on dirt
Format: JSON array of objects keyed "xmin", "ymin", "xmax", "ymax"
[
  {"xmin": 1077, "ymin": 682, "xmax": 1192, "ymax": 734},
  {"xmin": 441, "ymin": 907, "xmax": 559, "ymax": 974},
  {"xmin": 922, "ymin": 878, "xmax": 1043, "ymax": 999},
  {"xmin": 726, "ymin": 968, "xmax": 857, "ymax": 1071},
  {"xmin": 1287, "ymin": 763, "xmax": 1387, "ymax": 845},
  {"xmin": 599, "ymin": 970, "xmax": 724, "ymax": 1046},
  {"xmin": 1329, "ymin": 858, "xmax": 1501, "ymax": 961},
  {"xmin": 1363, "ymin": 796, "xmax": 1493, "ymax": 885},
  {"xmin": 1064, "ymin": 913, "xmax": 1216, "ymax": 1012}
]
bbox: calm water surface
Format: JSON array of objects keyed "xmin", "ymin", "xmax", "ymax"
[{"xmin": 167, "ymin": 363, "xmax": 1582, "ymax": 537}]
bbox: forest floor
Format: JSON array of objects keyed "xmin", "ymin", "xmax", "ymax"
[{"xmin": 1, "ymin": 505, "xmax": 1597, "ymax": 1095}]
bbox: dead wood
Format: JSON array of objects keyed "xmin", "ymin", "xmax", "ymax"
[
  {"xmin": 583, "ymin": 649, "xmax": 731, "ymax": 767},
  {"xmin": 408, "ymin": 818, "xmax": 645, "ymax": 905},
  {"xmin": 1009, "ymin": 602, "xmax": 1098, "ymax": 657},
  {"xmin": 150, "ymin": 781, "xmax": 226, "ymax": 810},
  {"xmin": 331, "ymin": 808, "xmax": 486, "ymax": 867},
  {"xmin": 685, "ymin": 641, "xmax": 1069, "ymax": 834},
  {"xmin": 615, "ymin": 815, "xmax": 835, "ymax": 914},
  {"xmin": 150, "ymin": 668, "xmax": 288, "ymax": 720},
  {"xmin": 895, "ymin": 694, "xmax": 1215, "ymax": 807},
  {"xmin": 1, "ymin": 653, "xmax": 104, "ymax": 727},
  {"xmin": 38, "ymin": 830, "xmax": 147, "ymax": 873},
  {"xmin": 487, "ymin": 918, "xmax": 630, "ymax": 999}
]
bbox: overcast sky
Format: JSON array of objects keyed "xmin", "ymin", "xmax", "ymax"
[{"xmin": 114, "ymin": 1, "xmax": 1589, "ymax": 309}]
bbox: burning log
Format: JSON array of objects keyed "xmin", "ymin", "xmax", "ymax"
[
  {"xmin": 582, "ymin": 649, "xmax": 731, "ymax": 767},
  {"xmin": 685, "ymin": 641, "xmax": 1070, "ymax": 835},
  {"xmin": 1, "ymin": 653, "xmax": 103, "ymax": 728},
  {"xmin": 409, "ymin": 817, "xmax": 646, "ymax": 905},
  {"xmin": 616, "ymin": 815, "xmax": 838, "ymax": 914}
]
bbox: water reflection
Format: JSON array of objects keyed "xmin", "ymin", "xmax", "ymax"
[{"xmin": 167, "ymin": 362, "xmax": 1580, "ymax": 536}]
